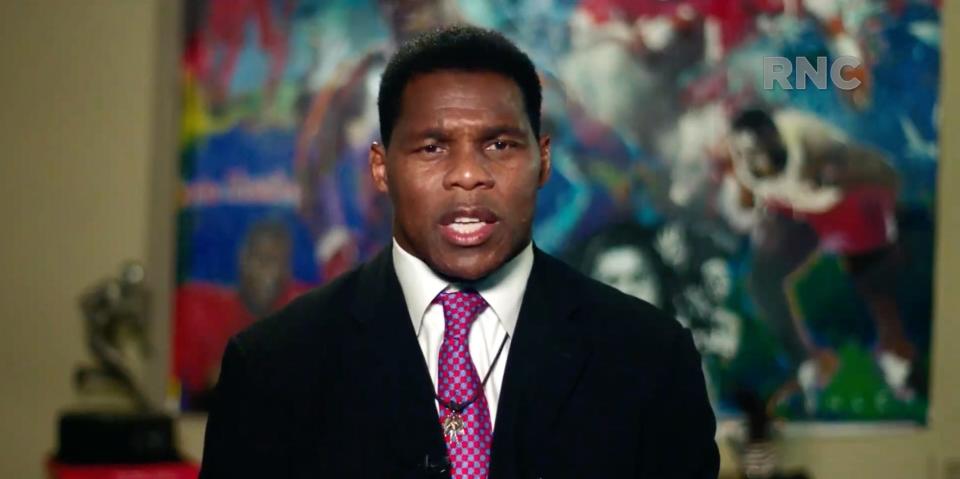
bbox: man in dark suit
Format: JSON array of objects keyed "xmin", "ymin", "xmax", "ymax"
[{"xmin": 201, "ymin": 25, "xmax": 719, "ymax": 479}]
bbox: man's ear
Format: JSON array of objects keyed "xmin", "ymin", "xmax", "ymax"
[
  {"xmin": 369, "ymin": 141, "xmax": 389, "ymax": 193},
  {"xmin": 537, "ymin": 135, "xmax": 552, "ymax": 188}
]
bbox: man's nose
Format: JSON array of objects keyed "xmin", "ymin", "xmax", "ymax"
[{"xmin": 443, "ymin": 146, "xmax": 495, "ymax": 191}]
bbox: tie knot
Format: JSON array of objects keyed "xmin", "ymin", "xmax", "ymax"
[{"xmin": 435, "ymin": 289, "xmax": 487, "ymax": 340}]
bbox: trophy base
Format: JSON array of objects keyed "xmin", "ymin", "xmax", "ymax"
[{"xmin": 56, "ymin": 411, "xmax": 179, "ymax": 464}]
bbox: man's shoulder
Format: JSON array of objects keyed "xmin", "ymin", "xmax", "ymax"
[
  {"xmin": 231, "ymin": 264, "xmax": 362, "ymax": 358},
  {"xmin": 536, "ymin": 251, "xmax": 692, "ymax": 383},
  {"xmin": 537, "ymin": 250, "xmax": 684, "ymax": 344}
]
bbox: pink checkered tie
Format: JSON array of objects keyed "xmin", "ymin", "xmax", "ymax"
[{"xmin": 435, "ymin": 289, "xmax": 492, "ymax": 479}]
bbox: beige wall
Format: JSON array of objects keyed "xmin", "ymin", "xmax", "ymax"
[
  {"xmin": 0, "ymin": 1, "xmax": 956, "ymax": 478},
  {"xmin": 0, "ymin": 1, "xmax": 178, "ymax": 478}
]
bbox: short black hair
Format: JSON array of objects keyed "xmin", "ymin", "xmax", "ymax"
[
  {"xmin": 731, "ymin": 108, "xmax": 777, "ymax": 135},
  {"xmin": 377, "ymin": 25, "xmax": 542, "ymax": 147}
]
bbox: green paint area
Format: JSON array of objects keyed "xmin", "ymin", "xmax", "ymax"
[
  {"xmin": 765, "ymin": 255, "xmax": 927, "ymax": 422},
  {"xmin": 792, "ymin": 255, "xmax": 873, "ymax": 346},
  {"xmin": 773, "ymin": 342, "xmax": 927, "ymax": 422}
]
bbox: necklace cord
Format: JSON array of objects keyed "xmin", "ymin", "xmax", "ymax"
[{"xmin": 436, "ymin": 333, "xmax": 509, "ymax": 414}]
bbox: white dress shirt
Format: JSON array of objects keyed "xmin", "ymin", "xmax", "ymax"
[{"xmin": 392, "ymin": 238, "xmax": 534, "ymax": 428}]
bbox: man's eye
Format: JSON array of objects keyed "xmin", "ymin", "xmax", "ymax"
[
  {"xmin": 420, "ymin": 144, "xmax": 442, "ymax": 154},
  {"xmin": 487, "ymin": 140, "xmax": 516, "ymax": 151}
]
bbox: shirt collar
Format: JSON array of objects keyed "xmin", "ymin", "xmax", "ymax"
[{"xmin": 391, "ymin": 238, "xmax": 534, "ymax": 337}]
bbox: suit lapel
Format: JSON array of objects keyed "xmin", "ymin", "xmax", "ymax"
[
  {"xmin": 490, "ymin": 246, "xmax": 590, "ymax": 475},
  {"xmin": 348, "ymin": 246, "xmax": 448, "ymax": 471},
  {"xmin": 347, "ymin": 244, "xmax": 589, "ymax": 474}
]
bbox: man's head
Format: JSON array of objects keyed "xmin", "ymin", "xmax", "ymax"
[
  {"xmin": 238, "ymin": 220, "xmax": 292, "ymax": 316},
  {"xmin": 581, "ymin": 223, "xmax": 667, "ymax": 308},
  {"xmin": 730, "ymin": 109, "xmax": 788, "ymax": 179},
  {"xmin": 370, "ymin": 25, "xmax": 550, "ymax": 281}
]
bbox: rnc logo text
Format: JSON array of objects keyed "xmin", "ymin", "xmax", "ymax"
[{"xmin": 763, "ymin": 56, "xmax": 863, "ymax": 91}]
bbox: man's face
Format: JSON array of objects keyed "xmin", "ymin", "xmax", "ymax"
[
  {"xmin": 700, "ymin": 257, "xmax": 731, "ymax": 302},
  {"xmin": 591, "ymin": 246, "xmax": 662, "ymax": 308},
  {"xmin": 730, "ymin": 130, "xmax": 780, "ymax": 179},
  {"xmin": 370, "ymin": 71, "xmax": 551, "ymax": 281},
  {"xmin": 239, "ymin": 233, "xmax": 291, "ymax": 313}
]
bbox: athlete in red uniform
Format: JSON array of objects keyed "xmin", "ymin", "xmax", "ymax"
[
  {"xmin": 174, "ymin": 221, "xmax": 309, "ymax": 406},
  {"xmin": 728, "ymin": 108, "xmax": 915, "ymax": 410}
]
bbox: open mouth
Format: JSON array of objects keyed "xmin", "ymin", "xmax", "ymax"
[{"xmin": 438, "ymin": 207, "xmax": 499, "ymax": 247}]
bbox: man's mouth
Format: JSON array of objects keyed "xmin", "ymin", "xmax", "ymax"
[
  {"xmin": 438, "ymin": 207, "xmax": 500, "ymax": 246},
  {"xmin": 448, "ymin": 217, "xmax": 488, "ymax": 234}
]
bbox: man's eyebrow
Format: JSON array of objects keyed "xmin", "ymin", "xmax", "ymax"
[
  {"xmin": 480, "ymin": 125, "xmax": 528, "ymax": 139},
  {"xmin": 407, "ymin": 128, "xmax": 452, "ymax": 141}
]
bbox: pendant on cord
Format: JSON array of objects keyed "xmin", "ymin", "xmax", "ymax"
[
  {"xmin": 442, "ymin": 402, "xmax": 466, "ymax": 444},
  {"xmin": 436, "ymin": 335, "xmax": 508, "ymax": 446}
]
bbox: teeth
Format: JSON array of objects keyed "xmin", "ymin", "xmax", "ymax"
[
  {"xmin": 449, "ymin": 222, "xmax": 484, "ymax": 234},
  {"xmin": 453, "ymin": 217, "xmax": 481, "ymax": 224}
]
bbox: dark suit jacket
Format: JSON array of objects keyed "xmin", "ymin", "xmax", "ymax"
[{"xmin": 200, "ymin": 245, "xmax": 719, "ymax": 478}]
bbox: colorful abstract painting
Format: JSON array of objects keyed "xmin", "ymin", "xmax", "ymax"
[{"xmin": 173, "ymin": 0, "xmax": 940, "ymax": 424}]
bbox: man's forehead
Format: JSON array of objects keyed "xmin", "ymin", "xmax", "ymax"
[
  {"xmin": 401, "ymin": 72, "xmax": 523, "ymax": 110},
  {"xmin": 394, "ymin": 71, "xmax": 528, "ymax": 134},
  {"xmin": 405, "ymin": 69, "xmax": 520, "ymax": 90},
  {"xmin": 732, "ymin": 131, "xmax": 759, "ymax": 149},
  {"xmin": 247, "ymin": 234, "xmax": 290, "ymax": 250},
  {"xmin": 413, "ymin": 107, "xmax": 524, "ymax": 129}
]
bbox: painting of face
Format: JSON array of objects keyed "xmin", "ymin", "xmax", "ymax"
[
  {"xmin": 731, "ymin": 130, "xmax": 776, "ymax": 178},
  {"xmin": 701, "ymin": 257, "xmax": 732, "ymax": 303},
  {"xmin": 590, "ymin": 245, "xmax": 663, "ymax": 308},
  {"xmin": 238, "ymin": 230, "xmax": 291, "ymax": 315}
]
